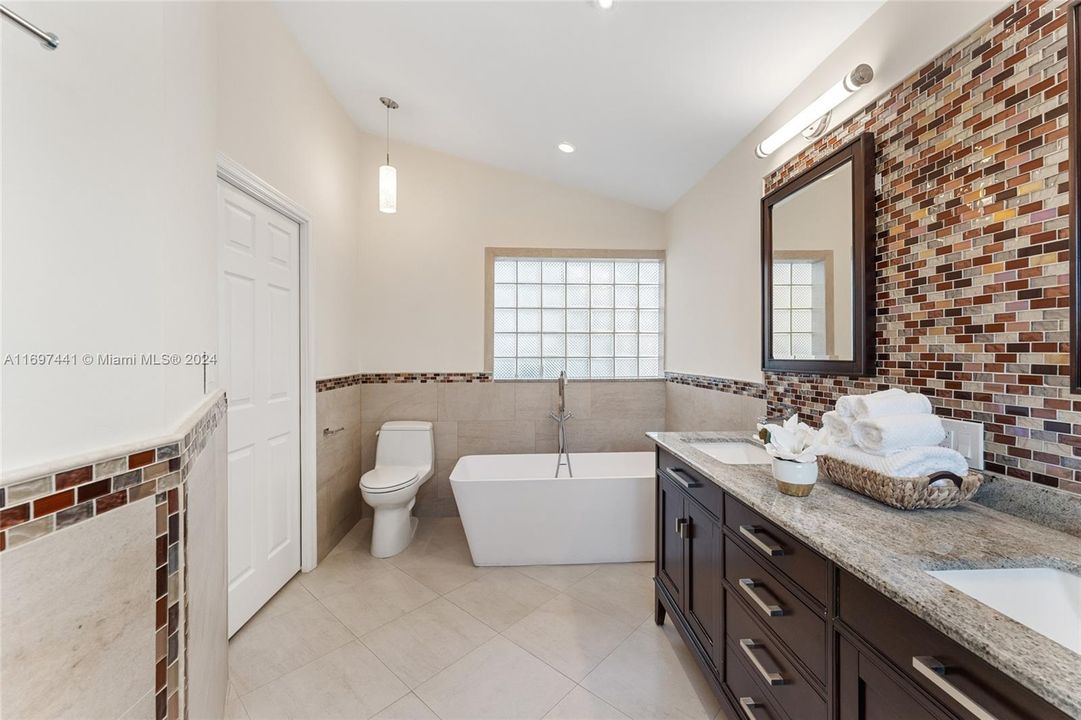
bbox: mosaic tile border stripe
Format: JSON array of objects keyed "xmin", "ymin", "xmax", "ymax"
[
  {"xmin": 0, "ymin": 396, "xmax": 225, "ymax": 553},
  {"xmin": 761, "ymin": 0, "xmax": 1079, "ymax": 494},
  {"xmin": 665, "ymin": 371, "xmax": 767, "ymax": 399},
  {"xmin": 316, "ymin": 371, "xmax": 493, "ymax": 391}
]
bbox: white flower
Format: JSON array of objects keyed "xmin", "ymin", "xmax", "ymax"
[{"xmin": 756, "ymin": 414, "xmax": 830, "ymax": 464}]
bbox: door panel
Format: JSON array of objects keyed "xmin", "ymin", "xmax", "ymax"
[
  {"xmin": 839, "ymin": 636, "xmax": 945, "ymax": 720},
  {"xmin": 657, "ymin": 475, "xmax": 685, "ymax": 604},
  {"xmin": 684, "ymin": 502, "xmax": 720, "ymax": 669},
  {"xmin": 219, "ymin": 180, "xmax": 302, "ymax": 637}
]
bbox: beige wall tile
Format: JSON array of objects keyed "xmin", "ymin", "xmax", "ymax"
[
  {"xmin": 362, "ymin": 383, "xmax": 438, "ymax": 423},
  {"xmin": 664, "ymin": 383, "xmax": 765, "ymax": 433},
  {"xmin": 187, "ymin": 425, "xmax": 230, "ymax": 720},
  {"xmin": 437, "ymin": 383, "xmax": 516, "ymax": 421},
  {"xmin": 433, "ymin": 421, "xmax": 458, "ymax": 460},
  {"xmin": 514, "ymin": 382, "xmax": 556, "ymax": 419},
  {"xmin": 457, "ymin": 420, "xmax": 535, "ymax": 456},
  {"xmin": 316, "ymin": 385, "xmax": 365, "ymax": 559},
  {"xmin": 0, "ymin": 501, "xmax": 155, "ymax": 719},
  {"xmin": 540, "ymin": 417, "xmax": 662, "ymax": 454},
  {"xmin": 590, "ymin": 381, "xmax": 666, "ymax": 419}
]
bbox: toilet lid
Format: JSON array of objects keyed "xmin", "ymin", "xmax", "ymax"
[{"xmin": 360, "ymin": 466, "xmax": 419, "ymax": 493}]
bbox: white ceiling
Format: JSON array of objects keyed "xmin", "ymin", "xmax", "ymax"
[{"xmin": 276, "ymin": 1, "xmax": 882, "ymax": 210}]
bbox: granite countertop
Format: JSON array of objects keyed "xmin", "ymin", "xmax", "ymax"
[{"xmin": 648, "ymin": 431, "xmax": 1081, "ymax": 718}]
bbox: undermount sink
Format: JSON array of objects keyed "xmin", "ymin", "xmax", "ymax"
[
  {"xmin": 927, "ymin": 567, "xmax": 1081, "ymax": 655},
  {"xmin": 690, "ymin": 440, "xmax": 771, "ymax": 465}
]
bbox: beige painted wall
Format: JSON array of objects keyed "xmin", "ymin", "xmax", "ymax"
[
  {"xmin": 355, "ymin": 132, "xmax": 667, "ymax": 373},
  {"xmin": 1, "ymin": 2, "xmax": 218, "ymax": 472},
  {"xmin": 663, "ymin": 1, "xmax": 1003, "ymax": 383},
  {"xmin": 217, "ymin": 2, "xmax": 365, "ymax": 380}
]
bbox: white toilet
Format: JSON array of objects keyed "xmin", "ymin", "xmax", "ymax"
[{"xmin": 360, "ymin": 421, "xmax": 435, "ymax": 558}]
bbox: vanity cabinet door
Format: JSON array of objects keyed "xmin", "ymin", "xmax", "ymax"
[
  {"xmin": 839, "ymin": 636, "xmax": 947, "ymax": 720},
  {"xmin": 656, "ymin": 474, "xmax": 686, "ymax": 605},
  {"xmin": 684, "ymin": 501, "xmax": 721, "ymax": 670}
]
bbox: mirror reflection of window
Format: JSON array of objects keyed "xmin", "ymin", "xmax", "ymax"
[{"xmin": 772, "ymin": 259, "xmax": 831, "ymax": 359}]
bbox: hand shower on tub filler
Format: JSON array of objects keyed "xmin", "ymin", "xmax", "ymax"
[{"xmin": 550, "ymin": 371, "xmax": 573, "ymax": 477}]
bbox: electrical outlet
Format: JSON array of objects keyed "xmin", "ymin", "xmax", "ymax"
[{"xmin": 940, "ymin": 418, "xmax": 984, "ymax": 470}]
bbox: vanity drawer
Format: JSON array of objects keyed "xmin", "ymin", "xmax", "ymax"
[
  {"xmin": 725, "ymin": 536, "xmax": 826, "ymax": 683},
  {"xmin": 838, "ymin": 570, "xmax": 1071, "ymax": 720},
  {"xmin": 724, "ymin": 496, "xmax": 827, "ymax": 604},
  {"xmin": 724, "ymin": 639, "xmax": 785, "ymax": 720},
  {"xmin": 658, "ymin": 450, "xmax": 721, "ymax": 517},
  {"xmin": 726, "ymin": 588, "xmax": 826, "ymax": 720}
]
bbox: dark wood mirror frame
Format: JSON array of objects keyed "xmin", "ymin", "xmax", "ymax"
[
  {"xmin": 1068, "ymin": 0, "xmax": 1081, "ymax": 393},
  {"xmin": 761, "ymin": 132, "xmax": 876, "ymax": 376}
]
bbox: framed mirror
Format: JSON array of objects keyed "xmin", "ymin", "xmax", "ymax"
[{"xmin": 761, "ymin": 132, "xmax": 875, "ymax": 376}]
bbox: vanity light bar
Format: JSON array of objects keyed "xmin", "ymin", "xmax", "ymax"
[{"xmin": 755, "ymin": 64, "xmax": 874, "ymax": 159}]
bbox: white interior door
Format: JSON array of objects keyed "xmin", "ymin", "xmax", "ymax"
[{"xmin": 218, "ymin": 179, "xmax": 302, "ymax": 637}]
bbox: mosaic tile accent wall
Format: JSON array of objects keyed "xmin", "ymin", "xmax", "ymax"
[
  {"xmin": 0, "ymin": 394, "xmax": 226, "ymax": 719},
  {"xmin": 762, "ymin": 0, "xmax": 1078, "ymax": 493}
]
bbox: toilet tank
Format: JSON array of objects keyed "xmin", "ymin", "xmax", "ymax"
[{"xmin": 376, "ymin": 421, "xmax": 434, "ymax": 469}]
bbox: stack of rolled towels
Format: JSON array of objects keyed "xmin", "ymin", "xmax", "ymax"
[{"xmin": 822, "ymin": 388, "xmax": 968, "ymax": 479}]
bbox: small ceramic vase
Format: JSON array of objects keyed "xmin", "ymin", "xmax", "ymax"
[{"xmin": 773, "ymin": 458, "xmax": 818, "ymax": 497}]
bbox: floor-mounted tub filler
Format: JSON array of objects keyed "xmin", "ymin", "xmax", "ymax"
[{"xmin": 449, "ymin": 451, "xmax": 655, "ymax": 566}]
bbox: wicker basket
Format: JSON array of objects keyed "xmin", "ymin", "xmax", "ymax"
[{"xmin": 818, "ymin": 455, "xmax": 981, "ymax": 510}]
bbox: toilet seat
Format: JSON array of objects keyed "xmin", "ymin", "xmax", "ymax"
[{"xmin": 361, "ymin": 466, "xmax": 419, "ymax": 493}]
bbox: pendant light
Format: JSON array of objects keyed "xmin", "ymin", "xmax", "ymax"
[{"xmin": 379, "ymin": 96, "xmax": 399, "ymax": 214}]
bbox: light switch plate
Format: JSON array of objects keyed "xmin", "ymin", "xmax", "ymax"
[{"xmin": 940, "ymin": 418, "xmax": 984, "ymax": 470}]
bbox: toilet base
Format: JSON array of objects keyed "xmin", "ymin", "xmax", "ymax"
[{"xmin": 369, "ymin": 498, "xmax": 418, "ymax": 558}]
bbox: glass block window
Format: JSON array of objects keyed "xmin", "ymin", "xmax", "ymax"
[
  {"xmin": 772, "ymin": 260, "xmax": 825, "ymax": 359},
  {"xmin": 492, "ymin": 257, "xmax": 663, "ymax": 379}
]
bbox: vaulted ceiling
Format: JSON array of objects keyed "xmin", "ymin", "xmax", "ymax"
[{"xmin": 277, "ymin": 1, "xmax": 883, "ymax": 210}]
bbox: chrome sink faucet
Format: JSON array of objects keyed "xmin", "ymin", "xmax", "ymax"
[{"xmin": 550, "ymin": 371, "xmax": 573, "ymax": 478}]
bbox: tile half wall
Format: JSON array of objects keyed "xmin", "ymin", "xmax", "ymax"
[{"xmin": 315, "ymin": 374, "xmax": 667, "ymax": 520}]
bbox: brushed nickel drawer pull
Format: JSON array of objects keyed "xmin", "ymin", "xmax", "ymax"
[
  {"xmin": 739, "ymin": 638, "xmax": 784, "ymax": 686},
  {"xmin": 676, "ymin": 518, "xmax": 689, "ymax": 540},
  {"xmin": 738, "ymin": 578, "xmax": 784, "ymax": 617},
  {"xmin": 739, "ymin": 525, "xmax": 784, "ymax": 556},
  {"xmin": 738, "ymin": 697, "xmax": 762, "ymax": 719},
  {"xmin": 663, "ymin": 466, "xmax": 701, "ymax": 489},
  {"xmin": 912, "ymin": 656, "xmax": 999, "ymax": 720}
]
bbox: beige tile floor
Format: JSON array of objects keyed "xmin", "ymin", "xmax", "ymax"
[{"xmin": 227, "ymin": 518, "xmax": 723, "ymax": 720}]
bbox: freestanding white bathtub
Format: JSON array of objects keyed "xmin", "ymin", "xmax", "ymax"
[{"xmin": 449, "ymin": 452, "xmax": 655, "ymax": 566}]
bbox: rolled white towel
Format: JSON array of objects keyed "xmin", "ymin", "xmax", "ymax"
[
  {"xmin": 853, "ymin": 390, "xmax": 932, "ymax": 419},
  {"xmin": 836, "ymin": 388, "xmax": 904, "ymax": 419},
  {"xmin": 826, "ymin": 444, "xmax": 968, "ymax": 478},
  {"xmin": 851, "ymin": 414, "xmax": 946, "ymax": 455},
  {"xmin": 822, "ymin": 411, "xmax": 854, "ymax": 446}
]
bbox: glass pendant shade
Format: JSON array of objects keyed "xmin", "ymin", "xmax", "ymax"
[{"xmin": 379, "ymin": 164, "xmax": 397, "ymax": 214}]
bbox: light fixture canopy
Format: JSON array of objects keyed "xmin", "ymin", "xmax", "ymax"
[
  {"xmin": 379, "ymin": 96, "xmax": 399, "ymax": 214},
  {"xmin": 596, "ymin": 0, "xmax": 614, "ymax": 9},
  {"xmin": 558, "ymin": 142, "xmax": 576, "ymax": 154},
  {"xmin": 755, "ymin": 64, "xmax": 873, "ymax": 159}
]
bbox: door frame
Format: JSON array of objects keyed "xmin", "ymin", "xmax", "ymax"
[{"xmin": 216, "ymin": 153, "xmax": 318, "ymax": 573}]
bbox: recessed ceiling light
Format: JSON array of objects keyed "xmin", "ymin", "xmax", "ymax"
[
  {"xmin": 558, "ymin": 142, "xmax": 576, "ymax": 154},
  {"xmin": 596, "ymin": 0, "xmax": 614, "ymax": 9}
]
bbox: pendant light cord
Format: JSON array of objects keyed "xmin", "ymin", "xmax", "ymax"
[{"xmin": 385, "ymin": 105, "xmax": 390, "ymax": 165}]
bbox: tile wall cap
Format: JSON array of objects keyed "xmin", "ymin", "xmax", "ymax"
[{"xmin": 0, "ymin": 389, "xmax": 226, "ymax": 488}]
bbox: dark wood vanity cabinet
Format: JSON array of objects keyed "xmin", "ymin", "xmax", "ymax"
[
  {"xmin": 653, "ymin": 450, "xmax": 1071, "ymax": 720},
  {"xmin": 655, "ymin": 455, "xmax": 723, "ymax": 675}
]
